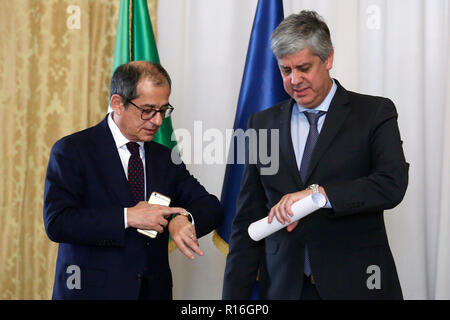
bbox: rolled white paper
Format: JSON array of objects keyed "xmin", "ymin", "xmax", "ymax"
[{"xmin": 248, "ymin": 193, "xmax": 327, "ymax": 241}]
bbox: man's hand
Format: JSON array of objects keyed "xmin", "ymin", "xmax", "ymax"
[
  {"xmin": 127, "ymin": 202, "xmax": 184, "ymax": 233},
  {"xmin": 268, "ymin": 186, "xmax": 327, "ymax": 232},
  {"xmin": 169, "ymin": 215, "xmax": 203, "ymax": 260}
]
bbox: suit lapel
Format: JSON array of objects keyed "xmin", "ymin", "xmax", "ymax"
[
  {"xmin": 278, "ymin": 99, "xmax": 304, "ymax": 189},
  {"xmin": 91, "ymin": 116, "xmax": 133, "ymax": 206},
  {"xmin": 303, "ymin": 81, "xmax": 351, "ymax": 183}
]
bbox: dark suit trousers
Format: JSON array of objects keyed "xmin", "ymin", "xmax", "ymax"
[
  {"xmin": 300, "ymin": 275, "xmax": 322, "ymax": 300},
  {"xmin": 138, "ymin": 275, "xmax": 172, "ymax": 300}
]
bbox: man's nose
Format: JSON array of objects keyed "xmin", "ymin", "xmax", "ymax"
[
  {"xmin": 151, "ymin": 111, "xmax": 163, "ymax": 126},
  {"xmin": 290, "ymin": 70, "xmax": 303, "ymax": 86}
]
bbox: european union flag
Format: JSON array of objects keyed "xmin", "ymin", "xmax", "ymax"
[{"xmin": 214, "ymin": 0, "xmax": 289, "ymax": 297}]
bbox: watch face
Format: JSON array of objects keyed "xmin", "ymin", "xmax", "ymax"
[{"xmin": 179, "ymin": 211, "xmax": 189, "ymax": 217}]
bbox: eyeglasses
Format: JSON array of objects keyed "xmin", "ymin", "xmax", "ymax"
[{"xmin": 126, "ymin": 100, "xmax": 174, "ymax": 120}]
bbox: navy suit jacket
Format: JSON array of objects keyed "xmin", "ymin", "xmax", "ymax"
[
  {"xmin": 223, "ymin": 80, "xmax": 409, "ymax": 300},
  {"xmin": 44, "ymin": 116, "xmax": 223, "ymax": 299}
]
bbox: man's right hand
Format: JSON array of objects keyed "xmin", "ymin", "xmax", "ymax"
[{"xmin": 126, "ymin": 202, "xmax": 185, "ymax": 233}]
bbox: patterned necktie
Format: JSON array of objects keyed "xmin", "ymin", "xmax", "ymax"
[
  {"xmin": 126, "ymin": 142, "xmax": 145, "ymax": 205},
  {"xmin": 300, "ymin": 111, "xmax": 326, "ymax": 277}
]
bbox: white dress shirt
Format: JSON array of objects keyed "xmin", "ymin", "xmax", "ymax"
[
  {"xmin": 290, "ymin": 79, "xmax": 337, "ymax": 208},
  {"xmin": 107, "ymin": 112, "xmax": 146, "ymax": 228}
]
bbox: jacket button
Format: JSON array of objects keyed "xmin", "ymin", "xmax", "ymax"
[{"xmin": 137, "ymin": 273, "xmax": 143, "ymax": 280}]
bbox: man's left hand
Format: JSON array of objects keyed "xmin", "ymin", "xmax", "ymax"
[
  {"xmin": 169, "ymin": 215, "xmax": 203, "ymax": 260},
  {"xmin": 268, "ymin": 187, "xmax": 327, "ymax": 232}
]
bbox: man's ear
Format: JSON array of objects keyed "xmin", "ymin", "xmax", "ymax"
[
  {"xmin": 325, "ymin": 49, "xmax": 334, "ymax": 71},
  {"xmin": 110, "ymin": 94, "xmax": 125, "ymax": 115}
]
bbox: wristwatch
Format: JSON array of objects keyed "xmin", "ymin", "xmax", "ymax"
[
  {"xmin": 307, "ymin": 184, "xmax": 320, "ymax": 194},
  {"xmin": 177, "ymin": 211, "xmax": 195, "ymax": 226},
  {"xmin": 178, "ymin": 211, "xmax": 190, "ymax": 218}
]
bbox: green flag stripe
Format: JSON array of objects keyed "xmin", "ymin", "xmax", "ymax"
[
  {"xmin": 112, "ymin": 0, "xmax": 131, "ymax": 74},
  {"xmin": 133, "ymin": 0, "xmax": 160, "ymax": 63}
]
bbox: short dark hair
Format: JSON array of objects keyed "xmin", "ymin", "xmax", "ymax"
[
  {"xmin": 109, "ymin": 61, "xmax": 172, "ymax": 106},
  {"xmin": 271, "ymin": 10, "xmax": 333, "ymax": 62}
]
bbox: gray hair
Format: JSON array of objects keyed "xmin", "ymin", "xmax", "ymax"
[
  {"xmin": 109, "ymin": 61, "xmax": 172, "ymax": 105},
  {"xmin": 271, "ymin": 10, "xmax": 333, "ymax": 62}
]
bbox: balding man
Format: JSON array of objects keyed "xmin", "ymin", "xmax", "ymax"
[{"xmin": 44, "ymin": 61, "xmax": 223, "ymax": 300}]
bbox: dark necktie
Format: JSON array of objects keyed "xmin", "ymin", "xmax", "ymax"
[
  {"xmin": 299, "ymin": 111, "xmax": 326, "ymax": 277},
  {"xmin": 299, "ymin": 111, "xmax": 326, "ymax": 183},
  {"xmin": 127, "ymin": 142, "xmax": 145, "ymax": 205}
]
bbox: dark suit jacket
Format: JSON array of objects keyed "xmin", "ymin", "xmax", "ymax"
[
  {"xmin": 223, "ymin": 80, "xmax": 409, "ymax": 300},
  {"xmin": 44, "ymin": 116, "xmax": 223, "ymax": 299}
]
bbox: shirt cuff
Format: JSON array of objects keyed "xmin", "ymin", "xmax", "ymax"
[{"xmin": 124, "ymin": 208, "xmax": 128, "ymax": 229}]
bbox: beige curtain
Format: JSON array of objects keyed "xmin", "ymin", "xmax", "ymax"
[{"xmin": 0, "ymin": 0, "xmax": 158, "ymax": 299}]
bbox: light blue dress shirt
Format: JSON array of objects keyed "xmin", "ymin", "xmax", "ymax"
[{"xmin": 290, "ymin": 79, "xmax": 337, "ymax": 208}]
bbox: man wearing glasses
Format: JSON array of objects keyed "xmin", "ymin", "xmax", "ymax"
[{"xmin": 43, "ymin": 61, "xmax": 223, "ymax": 299}]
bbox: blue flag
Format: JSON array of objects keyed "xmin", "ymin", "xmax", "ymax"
[{"xmin": 213, "ymin": 0, "xmax": 289, "ymax": 257}]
